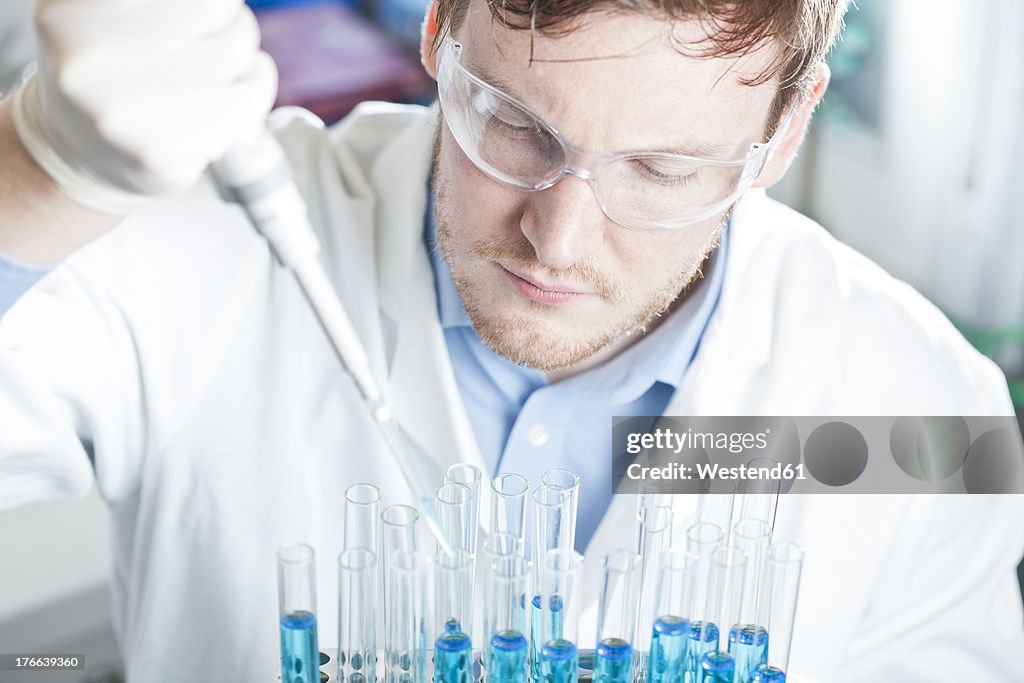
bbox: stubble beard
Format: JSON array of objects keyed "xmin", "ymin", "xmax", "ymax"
[{"xmin": 432, "ymin": 132, "xmax": 728, "ymax": 372}]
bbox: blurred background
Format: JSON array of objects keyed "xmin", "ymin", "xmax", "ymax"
[{"xmin": 1, "ymin": 0, "xmax": 1022, "ymax": 680}]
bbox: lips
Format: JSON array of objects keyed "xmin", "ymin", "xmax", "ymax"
[{"xmin": 500, "ymin": 265, "xmax": 588, "ymax": 305}]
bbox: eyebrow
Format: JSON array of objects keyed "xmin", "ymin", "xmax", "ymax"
[
  {"xmin": 636, "ymin": 140, "xmax": 733, "ymax": 159},
  {"xmin": 466, "ymin": 58, "xmax": 735, "ymax": 160},
  {"xmin": 466, "ymin": 57, "xmax": 534, "ymax": 105}
]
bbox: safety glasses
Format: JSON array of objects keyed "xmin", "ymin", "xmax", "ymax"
[{"xmin": 435, "ymin": 36, "xmax": 799, "ymax": 230}]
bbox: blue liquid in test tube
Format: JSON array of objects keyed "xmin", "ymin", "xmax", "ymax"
[
  {"xmin": 530, "ymin": 594, "xmax": 563, "ymax": 679},
  {"xmin": 595, "ymin": 638, "xmax": 632, "ymax": 683},
  {"xmin": 750, "ymin": 665, "xmax": 786, "ymax": 683},
  {"xmin": 435, "ymin": 619, "xmax": 473, "ymax": 683},
  {"xmin": 649, "ymin": 616, "xmax": 690, "ymax": 683},
  {"xmin": 684, "ymin": 622, "xmax": 718, "ymax": 683},
  {"xmin": 540, "ymin": 639, "xmax": 578, "ymax": 683},
  {"xmin": 699, "ymin": 652, "xmax": 735, "ymax": 683},
  {"xmin": 729, "ymin": 626, "xmax": 768, "ymax": 683},
  {"xmin": 489, "ymin": 630, "xmax": 528, "ymax": 683},
  {"xmin": 280, "ymin": 610, "xmax": 319, "ymax": 683}
]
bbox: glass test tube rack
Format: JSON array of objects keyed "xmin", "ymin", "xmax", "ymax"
[
  {"xmin": 273, "ymin": 648, "xmax": 626, "ymax": 682},
  {"xmin": 280, "ymin": 471, "xmax": 799, "ymax": 683}
]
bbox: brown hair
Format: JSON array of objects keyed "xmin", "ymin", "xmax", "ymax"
[{"xmin": 432, "ymin": 0, "xmax": 849, "ymax": 129}]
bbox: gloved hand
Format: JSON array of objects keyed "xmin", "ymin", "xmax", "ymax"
[{"xmin": 11, "ymin": 0, "xmax": 277, "ymax": 213}]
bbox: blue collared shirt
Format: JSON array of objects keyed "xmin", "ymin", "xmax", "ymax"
[
  {"xmin": 425, "ymin": 192, "xmax": 728, "ymax": 549},
  {"xmin": 0, "ymin": 252, "xmax": 53, "ymax": 316}
]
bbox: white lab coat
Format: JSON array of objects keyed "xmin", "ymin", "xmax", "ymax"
[{"xmin": 1, "ymin": 103, "xmax": 1022, "ymax": 682}]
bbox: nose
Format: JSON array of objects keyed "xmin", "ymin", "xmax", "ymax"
[{"xmin": 520, "ymin": 176, "xmax": 607, "ymax": 271}]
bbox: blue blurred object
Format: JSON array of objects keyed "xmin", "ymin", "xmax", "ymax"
[
  {"xmin": 247, "ymin": 0, "xmax": 349, "ymax": 11},
  {"xmin": 376, "ymin": 0, "xmax": 429, "ymax": 48}
]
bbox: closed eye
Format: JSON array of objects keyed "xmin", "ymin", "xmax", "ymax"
[
  {"xmin": 629, "ymin": 159, "xmax": 700, "ymax": 186},
  {"xmin": 489, "ymin": 114, "xmax": 535, "ymax": 133},
  {"xmin": 475, "ymin": 91, "xmax": 537, "ymax": 132}
]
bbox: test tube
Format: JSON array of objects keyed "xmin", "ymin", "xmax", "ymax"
[
  {"xmin": 382, "ymin": 505, "xmax": 420, "ymax": 561},
  {"xmin": 683, "ymin": 523, "xmax": 724, "ymax": 682},
  {"xmin": 649, "ymin": 550, "xmax": 698, "ymax": 683},
  {"xmin": 634, "ymin": 478, "xmax": 676, "ymax": 550},
  {"xmin": 696, "ymin": 479, "xmax": 736, "ymax": 544},
  {"xmin": 633, "ymin": 505, "xmax": 674, "ymax": 682},
  {"xmin": 536, "ymin": 549, "xmax": 584, "ymax": 683},
  {"xmin": 540, "ymin": 469, "xmax": 580, "ymax": 552},
  {"xmin": 730, "ymin": 520, "xmax": 771, "ymax": 683},
  {"xmin": 595, "ymin": 550, "xmax": 642, "ymax": 683},
  {"xmin": 531, "ymin": 485, "xmax": 572, "ymax": 560},
  {"xmin": 446, "ymin": 464, "xmax": 483, "ymax": 556},
  {"xmin": 338, "ymin": 548, "xmax": 378, "ymax": 683},
  {"xmin": 435, "ymin": 548, "xmax": 474, "ymax": 683},
  {"xmin": 698, "ymin": 546, "xmax": 747, "ymax": 683},
  {"xmin": 386, "ymin": 550, "xmax": 433, "ymax": 683},
  {"xmin": 483, "ymin": 531, "xmax": 526, "ymax": 569},
  {"xmin": 492, "ymin": 473, "xmax": 530, "ymax": 548},
  {"xmin": 684, "ymin": 523, "xmax": 725, "ymax": 612},
  {"xmin": 738, "ymin": 459, "xmax": 781, "ymax": 538},
  {"xmin": 750, "ymin": 543, "xmax": 803, "ymax": 683},
  {"xmin": 485, "ymin": 554, "xmax": 531, "ymax": 683},
  {"xmin": 278, "ymin": 543, "xmax": 320, "ymax": 683},
  {"xmin": 529, "ymin": 485, "xmax": 572, "ymax": 676},
  {"xmin": 437, "ymin": 482, "xmax": 474, "ymax": 554},
  {"xmin": 481, "ymin": 532, "xmax": 528, "ymax": 672},
  {"xmin": 382, "ymin": 504, "xmax": 420, "ymax": 664},
  {"xmin": 345, "ymin": 483, "xmax": 382, "ymax": 555}
]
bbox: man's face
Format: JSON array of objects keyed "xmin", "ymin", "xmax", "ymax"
[{"xmin": 433, "ymin": 1, "xmax": 780, "ymax": 372}]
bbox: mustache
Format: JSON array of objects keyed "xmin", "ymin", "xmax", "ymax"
[{"xmin": 470, "ymin": 238, "xmax": 625, "ymax": 302}]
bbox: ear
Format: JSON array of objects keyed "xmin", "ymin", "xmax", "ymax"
[
  {"xmin": 420, "ymin": 0, "xmax": 441, "ymax": 79},
  {"xmin": 753, "ymin": 62, "xmax": 831, "ymax": 189}
]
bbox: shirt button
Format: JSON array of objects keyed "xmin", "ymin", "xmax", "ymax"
[{"xmin": 527, "ymin": 424, "xmax": 549, "ymax": 447}]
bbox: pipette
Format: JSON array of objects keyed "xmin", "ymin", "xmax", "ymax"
[{"xmin": 211, "ymin": 132, "xmax": 453, "ymax": 556}]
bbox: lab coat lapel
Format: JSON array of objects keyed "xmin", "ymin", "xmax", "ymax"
[
  {"xmin": 582, "ymin": 190, "xmax": 778, "ymax": 575},
  {"xmin": 370, "ymin": 105, "xmax": 486, "ymax": 485},
  {"xmin": 665, "ymin": 190, "xmax": 781, "ymax": 415}
]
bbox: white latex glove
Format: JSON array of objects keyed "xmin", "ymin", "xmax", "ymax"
[{"xmin": 12, "ymin": 0, "xmax": 277, "ymax": 213}]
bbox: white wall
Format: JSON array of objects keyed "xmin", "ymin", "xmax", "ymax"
[
  {"xmin": 0, "ymin": 490, "xmax": 114, "ymax": 650},
  {"xmin": 0, "ymin": 0, "xmax": 35, "ymax": 91},
  {"xmin": 772, "ymin": 0, "xmax": 1024, "ymax": 334}
]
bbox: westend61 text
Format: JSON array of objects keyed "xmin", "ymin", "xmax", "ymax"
[{"xmin": 627, "ymin": 462, "xmax": 807, "ymax": 481}]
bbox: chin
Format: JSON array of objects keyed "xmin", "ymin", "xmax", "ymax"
[{"xmin": 468, "ymin": 309, "xmax": 613, "ymax": 372}]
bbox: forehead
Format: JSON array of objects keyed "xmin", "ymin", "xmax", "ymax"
[{"xmin": 454, "ymin": 0, "xmax": 780, "ymax": 154}]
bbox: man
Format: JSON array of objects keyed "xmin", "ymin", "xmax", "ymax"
[{"xmin": 1, "ymin": 0, "xmax": 1022, "ymax": 681}]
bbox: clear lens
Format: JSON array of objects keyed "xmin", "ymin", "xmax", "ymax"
[
  {"xmin": 600, "ymin": 157, "xmax": 745, "ymax": 227},
  {"xmin": 439, "ymin": 49, "xmax": 564, "ymax": 189},
  {"xmin": 472, "ymin": 90, "xmax": 565, "ymax": 183},
  {"xmin": 436, "ymin": 38, "xmax": 764, "ymax": 230}
]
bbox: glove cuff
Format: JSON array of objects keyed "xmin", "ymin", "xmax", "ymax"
[{"xmin": 12, "ymin": 74, "xmax": 151, "ymax": 215}]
